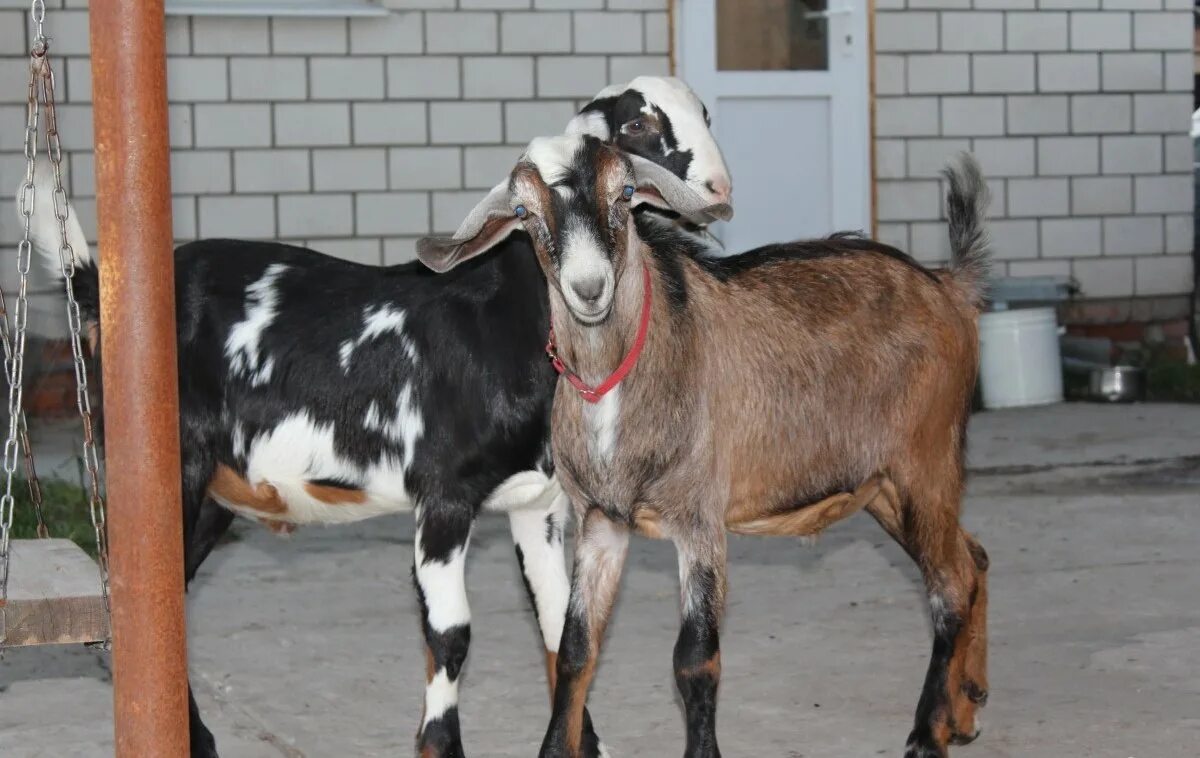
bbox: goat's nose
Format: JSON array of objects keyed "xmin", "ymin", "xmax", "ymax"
[
  {"xmin": 705, "ymin": 177, "xmax": 732, "ymax": 204},
  {"xmin": 570, "ymin": 276, "xmax": 605, "ymax": 305}
]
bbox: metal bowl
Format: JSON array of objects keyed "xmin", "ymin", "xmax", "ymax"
[{"xmin": 1087, "ymin": 365, "xmax": 1145, "ymax": 403}]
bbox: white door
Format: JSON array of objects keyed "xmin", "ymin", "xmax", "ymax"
[{"xmin": 676, "ymin": 0, "xmax": 872, "ymax": 254}]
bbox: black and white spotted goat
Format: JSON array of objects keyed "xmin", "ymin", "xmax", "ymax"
[{"xmin": 24, "ymin": 76, "xmax": 732, "ymax": 758}]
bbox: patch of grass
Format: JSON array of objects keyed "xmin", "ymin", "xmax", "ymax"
[
  {"xmin": 1132, "ymin": 343, "xmax": 1200, "ymax": 404},
  {"xmin": 1147, "ymin": 362, "xmax": 1200, "ymax": 403},
  {"xmin": 7, "ymin": 477, "xmax": 98, "ymax": 557}
]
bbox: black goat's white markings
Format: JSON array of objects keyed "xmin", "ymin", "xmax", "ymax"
[
  {"xmin": 337, "ymin": 303, "xmax": 417, "ymax": 374},
  {"xmin": 225, "ymin": 262, "xmax": 288, "ymax": 387},
  {"xmin": 23, "ymin": 74, "xmax": 730, "ymax": 755},
  {"xmin": 361, "ymin": 385, "xmax": 423, "ymax": 462},
  {"xmin": 233, "ymin": 409, "xmax": 413, "ymax": 523},
  {"xmin": 231, "ymin": 421, "xmax": 248, "ymax": 463}
]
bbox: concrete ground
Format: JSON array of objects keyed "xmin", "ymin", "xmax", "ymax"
[{"xmin": 2, "ymin": 403, "xmax": 1198, "ymax": 757}]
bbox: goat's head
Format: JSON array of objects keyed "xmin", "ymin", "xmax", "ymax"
[
  {"xmin": 417, "ymin": 135, "xmax": 731, "ymax": 325},
  {"xmin": 567, "ymin": 76, "xmax": 732, "ymax": 209}
]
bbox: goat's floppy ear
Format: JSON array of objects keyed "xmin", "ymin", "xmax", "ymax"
[
  {"xmin": 416, "ymin": 181, "xmax": 522, "ymax": 273},
  {"xmin": 627, "ymin": 153, "xmax": 733, "ymax": 224}
]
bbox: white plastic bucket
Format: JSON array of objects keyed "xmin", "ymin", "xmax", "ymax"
[{"xmin": 978, "ymin": 307, "xmax": 1063, "ymax": 410}]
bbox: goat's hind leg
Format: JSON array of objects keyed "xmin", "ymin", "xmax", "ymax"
[
  {"xmin": 506, "ymin": 482, "xmax": 571, "ymax": 699},
  {"xmin": 867, "ymin": 484, "xmax": 988, "ymax": 757},
  {"xmin": 953, "ymin": 529, "xmax": 989, "ymax": 742},
  {"xmin": 414, "ymin": 501, "xmax": 474, "ymax": 757},
  {"xmin": 928, "ymin": 526, "xmax": 988, "ymax": 752},
  {"xmin": 184, "ymin": 499, "xmax": 235, "ymax": 758},
  {"xmin": 181, "ymin": 433, "xmax": 231, "ymax": 758}
]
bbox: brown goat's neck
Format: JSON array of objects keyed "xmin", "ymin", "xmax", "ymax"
[{"xmin": 550, "ymin": 237, "xmax": 656, "ymax": 389}]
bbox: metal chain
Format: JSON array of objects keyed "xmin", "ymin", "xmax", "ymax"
[
  {"xmin": 19, "ymin": 412, "xmax": 47, "ymax": 538},
  {"xmin": 0, "ymin": 48, "xmax": 42, "ymax": 603},
  {"xmin": 39, "ymin": 51, "xmax": 111, "ymax": 619},
  {"xmin": 29, "ymin": 0, "xmax": 45, "ymax": 48},
  {"xmin": 0, "ymin": 298, "xmax": 47, "ymax": 538}
]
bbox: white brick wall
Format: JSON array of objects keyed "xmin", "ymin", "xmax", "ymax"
[
  {"xmin": 0, "ymin": 1, "xmax": 671, "ymax": 282},
  {"xmin": 1, "ymin": 2, "xmax": 1189, "ymax": 309},
  {"xmin": 874, "ymin": 1, "xmax": 1194, "ymax": 299},
  {"xmin": 972, "ymin": 53, "xmax": 1034, "ymax": 93}
]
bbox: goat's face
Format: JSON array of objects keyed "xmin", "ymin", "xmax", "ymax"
[
  {"xmin": 416, "ymin": 136, "xmax": 731, "ymax": 326},
  {"xmin": 567, "ymin": 76, "xmax": 732, "ymax": 209},
  {"xmin": 511, "ymin": 137, "xmax": 636, "ymax": 324}
]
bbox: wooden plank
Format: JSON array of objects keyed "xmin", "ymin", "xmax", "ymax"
[{"xmin": 1, "ymin": 539, "xmax": 109, "ymax": 646}]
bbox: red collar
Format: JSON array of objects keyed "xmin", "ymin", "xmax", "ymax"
[{"xmin": 545, "ymin": 263, "xmax": 652, "ymax": 404}]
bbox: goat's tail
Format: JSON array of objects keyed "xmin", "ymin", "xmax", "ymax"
[
  {"xmin": 942, "ymin": 152, "xmax": 992, "ymax": 310},
  {"xmin": 15, "ymin": 157, "xmax": 99, "ymax": 324}
]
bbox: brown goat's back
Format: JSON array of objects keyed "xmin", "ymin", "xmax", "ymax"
[{"xmin": 690, "ymin": 243, "xmax": 979, "ymax": 526}]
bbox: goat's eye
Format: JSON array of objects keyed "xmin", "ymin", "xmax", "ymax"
[
  {"xmin": 625, "ymin": 119, "xmax": 646, "ymax": 135},
  {"xmin": 514, "ymin": 205, "xmax": 527, "ymax": 218},
  {"xmin": 622, "ymin": 185, "xmax": 635, "ymax": 200}
]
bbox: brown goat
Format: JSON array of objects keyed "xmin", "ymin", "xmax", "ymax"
[{"xmin": 418, "ymin": 135, "xmax": 992, "ymax": 758}]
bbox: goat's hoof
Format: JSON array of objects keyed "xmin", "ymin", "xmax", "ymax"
[
  {"xmin": 416, "ymin": 740, "xmax": 466, "ymax": 758},
  {"xmin": 417, "ymin": 723, "xmax": 466, "ymax": 758},
  {"xmin": 903, "ymin": 733, "xmax": 948, "ymax": 758},
  {"xmin": 190, "ymin": 735, "xmax": 219, "ymax": 758},
  {"xmin": 904, "ymin": 746, "xmax": 948, "ymax": 758},
  {"xmin": 579, "ymin": 707, "xmax": 606, "ymax": 758},
  {"xmin": 950, "ymin": 726, "xmax": 982, "ymax": 746},
  {"xmin": 539, "ymin": 710, "xmax": 604, "ymax": 758},
  {"xmin": 962, "ymin": 680, "xmax": 988, "ymax": 706}
]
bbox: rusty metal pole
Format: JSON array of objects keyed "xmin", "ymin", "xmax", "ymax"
[{"xmin": 88, "ymin": 0, "xmax": 189, "ymax": 754}]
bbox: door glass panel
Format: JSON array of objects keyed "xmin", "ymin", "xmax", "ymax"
[
  {"xmin": 716, "ymin": 0, "xmax": 829, "ymax": 72},
  {"xmin": 713, "ymin": 97, "xmax": 832, "ymax": 251}
]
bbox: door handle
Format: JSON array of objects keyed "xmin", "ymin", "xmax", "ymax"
[{"xmin": 803, "ymin": 6, "xmax": 853, "ymax": 19}]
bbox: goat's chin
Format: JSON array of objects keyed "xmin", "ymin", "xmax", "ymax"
[{"xmin": 568, "ymin": 305, "xmax": 612, "ymax": 326}]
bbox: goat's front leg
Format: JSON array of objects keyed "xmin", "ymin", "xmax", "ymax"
[
  {"xmin": 674, "ymin": 532, "xmax": 727, "ymax": 758},
  {"xmin": 413, "ymin": 502, "xmax": 474, "ymax": 758},
  {"xmin": 539, "ymin": 508, "xmax": 629, "ymax": 758}
]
